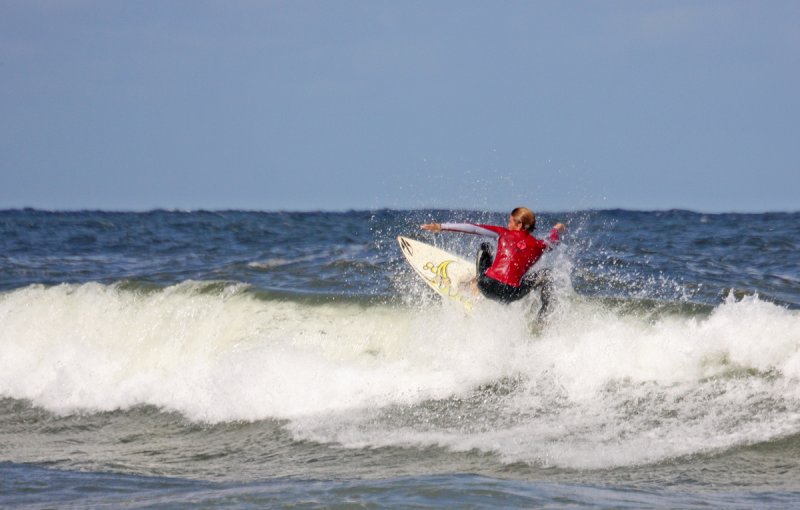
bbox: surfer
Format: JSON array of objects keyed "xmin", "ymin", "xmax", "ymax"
[{"xmin": 421, "ymin": 207, "xmax": 565, "ymax": 315}]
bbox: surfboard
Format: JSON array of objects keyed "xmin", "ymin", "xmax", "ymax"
[{"xmin": 397, "ymin": 236, "xmax": 476, "ymax": 311}]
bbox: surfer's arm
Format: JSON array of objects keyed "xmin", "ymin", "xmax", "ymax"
[
  {"xmin": 421, "ymin": 223, "xmax": 500, "ymax": 239},
  {"xmin": 542, "ymin": 223, "xmax": 566, "ymax": 249}
]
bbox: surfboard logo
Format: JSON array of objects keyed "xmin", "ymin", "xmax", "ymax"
[
  {"xmin": 396, "ymin": 236, "xmax": 473, "ymax": 312},
  {"xmin": 399, "ymin": 237, "xmax": 413, "ymax": 256},
  {"xmin": 422, "ymin": 260, "xmax": 473, "ymax": 310},
  {"xmin": 423, "ymin": 260, "xmax": 455, "ymax": 289}
]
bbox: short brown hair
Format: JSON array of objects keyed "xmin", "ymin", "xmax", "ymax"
[{"xmin": 511, "ymin": 207, "xmax": 536, "ymax": 232}]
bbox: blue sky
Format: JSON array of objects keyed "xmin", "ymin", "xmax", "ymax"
[{"xmin": 1, "ymin": 1, "xmax": 798, "ymax": 212}]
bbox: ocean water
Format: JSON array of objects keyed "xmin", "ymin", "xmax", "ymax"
[{"xmin": 1, "ymin": 208, "xmax": 799, "ymax": 508}]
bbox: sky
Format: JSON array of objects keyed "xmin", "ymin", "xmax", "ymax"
[{"xmin": 1, "ymin": 1, "xmax": 798, "ymax": 213}]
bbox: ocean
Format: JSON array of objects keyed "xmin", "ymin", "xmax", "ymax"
[{"xmin": 1, "ymin": 208, "xmax": 799, "ymax": 508}]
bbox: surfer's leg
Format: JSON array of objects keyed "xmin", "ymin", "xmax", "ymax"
[
  {"xmin": 477, "ymin": 274, "xmax": 532, "ymax": 304},
  {"xmin": 527, "ymin": 269, "xmax": 554, "ymax": 319},
  {"xmin": 477, "ymin": 274, "xmax": 511, "ymax": 303},
  {"xmin": 476, "ymin": 242, "xmax": 493, "ymax": 276},
  {"xmin": 469, "ymin": 277, "xmax": 479, "ymax": 296}
]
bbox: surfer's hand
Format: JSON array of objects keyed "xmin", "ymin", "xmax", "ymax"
[{"xmin": 421, "ymin": 223, "xmax": 442, "ymax": 233}]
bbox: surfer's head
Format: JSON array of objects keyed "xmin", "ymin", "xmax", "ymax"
[{"xmin": 509, "ymin": 207, "xmax": 536, "ymax": 232}]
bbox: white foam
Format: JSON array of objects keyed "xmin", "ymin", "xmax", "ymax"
[
  {"xmin": 2, "ymin": 282, "xmax": 799, "ymax": 469},
  {"xmin": 284, "ymin": 292, "xmax": 800, "ymax": 469}
]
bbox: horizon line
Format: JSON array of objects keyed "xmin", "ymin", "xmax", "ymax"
[{"xmin": 0, "ymin": 206, "xmax": 797, "ymax": 216}]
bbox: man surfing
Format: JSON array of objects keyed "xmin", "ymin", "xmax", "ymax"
[{"xmin": 421, "ymin": 207, "xmax": 565, "ymax": 316}]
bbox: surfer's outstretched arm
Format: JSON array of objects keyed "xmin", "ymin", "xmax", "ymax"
[{"xmin": 420, "ymin": 223, "xmax": 500, "ymax": 238}]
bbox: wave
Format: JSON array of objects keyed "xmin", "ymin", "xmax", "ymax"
[{"xmin": 2, "ymin": 281, "xmax": 799, "ymax": 469}]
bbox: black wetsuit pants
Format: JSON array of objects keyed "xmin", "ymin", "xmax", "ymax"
[{"xmin": 476, "ymin": 243, "xmax": 553, "ymax": 313}]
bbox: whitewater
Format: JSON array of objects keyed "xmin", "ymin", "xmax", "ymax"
[{"xmin": 1, "ymin": 208, "xmax": 799, "ymax": 507}]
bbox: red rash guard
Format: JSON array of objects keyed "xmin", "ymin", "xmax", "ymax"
[{"xmin": 439, "ymin": 223, "xmax": 560, "ymax": 287}]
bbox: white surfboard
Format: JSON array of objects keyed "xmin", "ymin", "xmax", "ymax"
[{"xmin": 397, "ymin": 236, "xmax": 476, "ymax": 311}]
